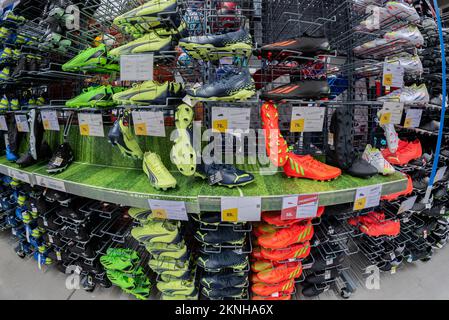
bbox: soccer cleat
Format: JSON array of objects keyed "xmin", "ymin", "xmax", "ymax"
[
  {"xmin": 10, "ymin": 98, "xmax": 19, "ymax": 111},
  {"xmin": 362, "ymin": 144, "xmax": 395, "ymax": 175},
  {"xmin": 261, "ymin": 102, "xmax": 289, "ymax": 167},
  {"xmin": 197, "ymin": 249, "xmax": 249, "ymax": 271},
  {"xmin": 283, "ymin": 153, "xmax": 342, "ymax": 181},
  {"xmin": 0, "ymin": 96, "xmax": 9, "ymax": 110},
  {"xmin": 195, "ymin": 163, "xmax": 255, "ymax": 188},
  {"xmin": 179, "ymin": 29, "xmax": 252, "ymax": 60},
  {"xmin": 66, "ymin": 86, "xmax": 125, "ymax": 108},
  {"xmin": 148, "ymin": 257, "xmax": 190, "ymax": 273},
  {"xmin": 161, "ymin": 291, "xmax": 199, "ymax": 300},
  {"xmin": 381, "ymin": 139, "xmax": 422, "ymax": 165},
  {"xmin": 190, "ymin": 212, "xmax": 223, "ymax": 225},
  {"xmin": 62, "ymin": 44, "xmax": 119, "ymax": 72},
  {"xmin": 112, "ymin": 81, "xmax": 184, "ymax": 105},
  {"xmin": 383, "ymin": 25, "xmax": 424, "ymax": 46},
  {"xmin": 260, "ymin": 37, "xmax": 330, "ymax": 61},
  {"xmin": 262, "ymin": 210, "xmax": 321, "ymax": 227},
  {"xmin": 385, "ymin": 53, "xmax": 423, "ymax": 75},
  {"xmin": 171, "ymin": 104, "xmax": 196, "ymax": 176},
  {"xmin": 254, "ymin": 262, "xmax": 303, "ymax": 284},
  {"xmin": 186, "ymin": 70, "xmax": 255, "ymax": 101},
  {"xmin": 377, "ymin": 84, "xmax": 429, "ymax": 104},
  {"xmin": 252, "ymin": 295, "xmax": 292, "ymax": 301},
  {"xmin": 346, "ymin": 157, "xmax": 379, "ymax": 178},
  {"xmin": 258, "ymin": 222, "xmax": 314, "ymax": 249},
  {"xmin": 255, "ymin": 223, "xmax": 277, "ymax": 236},
  {"xmin": 202, "ymin": 287, "xmax": 247, "ymax": 299},
  {"xmin": 100, "ymin": 248, "xmax": 140, "ymax": 272},
  {"xmin": 107, "ymin": 268, "xmax": 149, "ymax": 289},
  {"xmin": 128, "ymin": 207, "xmax": 152, "ymax": 222},
  {"xmin": 0, "ymin": 67, "xmax": 10, "ymax": 80},
  {"xmin": 143, "ymin": 152, "xmax": 177, "ymax": 190},
  {"xmin": 145, "ymin": 242, "xmax": 187, "ymax": 260},
  {"xmin": 109, "ymin": 32, "xmax": 173, "ymax": 58},
  {"xmin": 157, "ymin": 278, "xmax": 196, "ymax": 296},
  {"xmin": 195, "ymin": 227, "xmax": 246, "ymax": 245},
  {"xmin": 108, "ymin": 117, "xmax": 144, "ymax": 159},
  {"xmin": 381, "ymin": 174, "xmax": 413, "ymax": 201},
  {"xmin": 131, "ymin": 220, "xmax": 180, "ymax": 244},
  {"xmin": 379, "ymin": 122, "xmax": 399, "ymax": 154},
  {"xmin": 201, "ymin": 272, "xmax": 247, "ymax": 290},
  {"xmin": 46, "ymin": 143, "xmax": 74, "ymax": 173},
  {"xmin": 251, "ymin": 279, "xmax": 295, "ymax": 297},
  {"xmin": 261, "ymin": 80, "xmax": 330, "ymax": 101},
  {"xmin": 260, "ymin": 242, "xmax": 311, "ymax": 262},
  {"xmin": 113, "ymin": 0, "xmax": 178, "ymax": 27}
]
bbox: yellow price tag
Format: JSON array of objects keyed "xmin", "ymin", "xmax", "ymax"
[
  {"xmin": 213, "ymin": 119, "xmax": 228, "ymax": 133},
  {"xmin": 380, "ymin": 112, "xmax": 391, "ymax": 125},
  {"xmin": 222, "ymin": 208, "xmax": 238, "ymax": 222},
  {"xmin": 291, "ymin": 118, "xmax": 305, "ymax": 132},
  {"xmin": 404, "ymin": 118, "xmax": 412, "ymax": 128},
  {"xmin": 43, "ymin": 120, "xmax": 50, "ymax": 130},
  {"xmin": 80, "ymin": 124, "xmax": 90, "ymax": 136},
  {"xmin": 135, "ymin": 123, "xmax": 147, "ymax": 136},
  {"xmin": 354, "ymin": 197, "xmax": 367, "ymax": 211},
  {"xmin": 383, "ymin": 73, "xmax": 393, "ymax": 86},
  {"xmin": 152, "ymin": 209, "xmax": 167, "ymax": 219}
]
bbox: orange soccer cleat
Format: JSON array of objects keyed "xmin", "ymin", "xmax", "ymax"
[
  {"xmin": 254, "ymin": 223, "xmax": 277, "ymax": 237},
  {"xmin": 262, "ymin": 211, "xmax": 305, "ymax": 227},
  {"xmin": 255, "ymin": 262, "xmax": 303, "ymax": 284},
  {"xmin": 251, "ymin": 279, "xmax": 295, "ymax": 296},
  {"xmin": 261, "ymin": 102, "xmax": 289, "ymax": 167},
  {"xmin": 382, "ymin": 139, "xmax": 422, "ymax": 165},
  {"xmin": 260, "ymin": 241, "xmax": 311, "ymax": 262},
  {"xmin": 251, "ymin": 246, "xmax": 264, "ymax": 260},
  {"xmin": 258, "ymin": 222, "xmax": 314, "ymax": 249},
  {"xmin": 251, "ymin": 259, "xmax": 276, "ymax": 273},
  {"xmin": 381, "ymin": 174, "xmax": 413, "ymax": 201},
  {"xmin": 252, "ymin": 294, "xmax": 292, "ymax": 301},
  {"xmin": 283, "ymin": 153, "xmax": 342, "ymax": 181}
]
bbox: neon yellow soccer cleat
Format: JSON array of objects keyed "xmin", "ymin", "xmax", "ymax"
[{"xmin": 143, "ymin": 152, "xmax": 177, "ymax": 190}]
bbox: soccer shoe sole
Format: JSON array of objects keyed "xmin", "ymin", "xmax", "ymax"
[
  {"xmin": 171, "ymin": 130, "xmax": 196, "ymax": 177},
  {"xmin": 179, "ymin": 42, "xmax": 252, "ymax": 60},
  {"xmin": 187, "ymin": 89, "xmax": 255, "ymax": 102}
]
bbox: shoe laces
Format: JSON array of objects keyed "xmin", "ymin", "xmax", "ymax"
[{"xmin": 301, "ymin": 155, "xmax": 327, "ymax": 169}]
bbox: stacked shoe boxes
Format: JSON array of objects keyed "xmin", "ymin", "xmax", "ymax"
[
  {"xmin": 130, "ymin": 208, "xmax": 197, "ymax": 300},
  {"xmin": 250, "ymin": 211, "xmax": 315, "ymax": 300},
  {"xmin": 193, "ymin": 212, "xmax": 251, "ymax": 300}
]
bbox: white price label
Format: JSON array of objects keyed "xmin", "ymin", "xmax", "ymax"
[
  {"xmin": 403, "ymin": 109, "xmax": 422, "ymax": 128},
  {"xmin": 290, "ymin": 107, "xmax": 325, "ymax": 132},
  {"xmin": 41, "ymin": 111, "xmax": 60, "ymax": 131},
  {"xmin": 435, "ymin": 166, "xmax": 447, "ymax": 183},
  {"xmin": 383, "ymin": 63, "xmax": 404, "ymax": 88},
  {"xmin": 15, "ymin": 115, "xmax": 30, "ymax": 133},
  {"xmin": 281, "ymin": 194, "xmax": 319, "ymax": 220},
  {"xmin": 354, "ymin": 185, "xmax": 382, "ymax": 211},
  {"xmin": 7, "ymin": 168, "xmax": 31, "ymax": 184},
  {"xmin": 0, "ymin": 116, "xmax": 7, "ymax": 131},
  {"xmin": 212, "ymin": 107, "xmax": 251, "ymax": 134},
  {"xmin": 148, "ymin": 199, "xmax": 188, "ymax": 221},
  {"xmin": 379, "ymin": 102, "xmax": 404, "ymax": 125},
  {"xmin": 35, "ymin": 176, "xmax": 66, "ymax": 192},
  {"xmin": 132, "ymin": 111, "xmax": 166, "ymax": 137},
  {"xmin": 398, "ymin": 195, "xmax": 417, "ymax": 214},
  {"xmin": 221, "ymin": 197, "xmax": 262, "ymax": 222},
  {"xmin": 78, "ymin": 113, "xmax": 104, "ymax": 137},
  {"xmin": 120, "ymin": 54, "xmax": 154, "ymax": 81}
]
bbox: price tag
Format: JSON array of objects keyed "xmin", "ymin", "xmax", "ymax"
[
  {"xmin": 403, "ymin": 109, "xmax": 422, "ymax": 128},
  {"xmin": 35, "ymin": 176, "xmax": 66, "ymax": 192},
  {"xmin": 354, "ymin": 185, "xmax": 382, "ymax": 211},
  {"xmin": 281, "ymin": 194, "xmax": 319, "ymax": 220},
  {"xmin": 290, "ymin": 107, "xmax": 325, "ymax": 133},
  {"xmin": 435, "ymin": 166, "xmax": 447, "ymax": 183},
  {"xmin": 0, "ymin": 115, "xmax": 7, "ymax": 131},
  {"xmin": 41, "ymin": 110, "xmax": 60, "ymax": 131},
  {"xmin": 212, "ymin": 107, "xmax": 251, "ymax": 134},
  {"xmin": 132, "ymin": 111, "xmax": 166, "ymax": 137},
  {"xmin": 382, "ymin": 63, "xmax": 404, "ymax": 88},
  {"xmin": 78, "ymin": 113, "xmax": 104, "ymax": 137},
  {"xmin": 379, "ymin": 102, "xmax": 404, "ymax": 125},
  {"xmin": 120, "ymin": 54, "xmax": 154, "ymax": 81},
  {"xmin": 15, "ymin": 115, "xmax": 30, "ymax": 133},
  {"xmin": 398, "ymin": 195, "xmax": 417, "ymax": 214},
  {"xmin": 7, "ymin": 168, "xmax": 31, "ymax": 184},
  {"xmin": 221, "ymin": 197, "xmax": 262, "ymax": 222},
  {"xmin": 148, "ymin": 199, "xmax": 188, "ymax": 221}
]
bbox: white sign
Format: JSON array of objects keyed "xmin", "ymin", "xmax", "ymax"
[
  {"xmin": 404, "ymin": 109, "xmax": 422, "ymax": 128},
  {"xmin": 41, "ymin": 111, "xmax": 60, "ymax": 131},
  {"xmin": 398, "ymin": 195, "xmax": 417, "ymax": 214},
  {"xmin": 148, "ymin": 199, "xmax": 188, "ymax": 221},
  {"xmin": 120, "ymin": 54, "xmax": 154, "ymax": 81},
  {"xmin": 435, "ymin": 166, "xmax": 447, "ymax": 183},
  {"xmin": 379, "ymin": 102, "xmax": 404, "ymax": 125},
  {"xmin": 281, "ymin": 194, "xmax": 319, "ymax": 220},
  {"xmin": 212, "ymin": 107, "xmax": 251, "ymax": 133},
  {"xmin": 0, "ymin": 115, "xmax": 7, "ymax": 131},
  {"xmin": 78, "ymin": 113, "xmax": 104, "ymax": 137},
  {"xmin": 354, "ymin": 185, "xmax": 382, "ymax": 211},
  {"xmin": 382, "ymin": 63, "xmax": 404, "ymax": 88},
  {"xmin": 15, "ymin": 115, "xmax": 29, "ymax": 133},
  {"xmin": 132, "ymin": 110, "xmax": 166, "ymax": 137},
  {"xmin": 290, "ymin": 107, "xmax": 326, "ymax": 132},
  {"xmin": 221, "ymin": 197, "xmax": 262, "ymax": 222},
  {"xmin": 7, "ymin": 168, "xmax": 31, "ymax": 184},
  {"xmin": 35, "ymin": 176, "xmax": 66, "ymax": 192}
]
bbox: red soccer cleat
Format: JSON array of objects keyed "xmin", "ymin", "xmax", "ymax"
[
  {"xmin": 261, "ymin": 102, "xmax": 289, "ymax": 167},
  {"xmin": 382, "ymin": 139, "xmax": 422, "ymax": 165},
  {"xmin": 255, "ymin": 262, "xmax": 303, "ymax": 284},
  {"xmin": 251, "ymin": 279, "xmax": 295, "ymax": 297},
  {"xmin": 251, "ymin": 246, "xmax": 264, "ymax": 260},
  {"xmin": 252, "ymin": 294, "xmax": 292, "ymax": 301},
  {"xmin": 254, "ymin": 223, "xmax": 277, "ymax": 237},
  {"xmin": 260, "ymin": 241, "xmax": 311, "ymax": 262},
  {"xmin": 283, "ymin": 153, "xmax": 342, "ymax": 181},
  {"xmin": 258, "ymin": 222, "xmax": 314, "ymax": 249},
  {"xmin": 251, "ymin": 259, "xmax": 277, "ymax": 273},
  {"xmin": 381, "ymin": 174, "xmax": 413, "ymax": 201}
]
